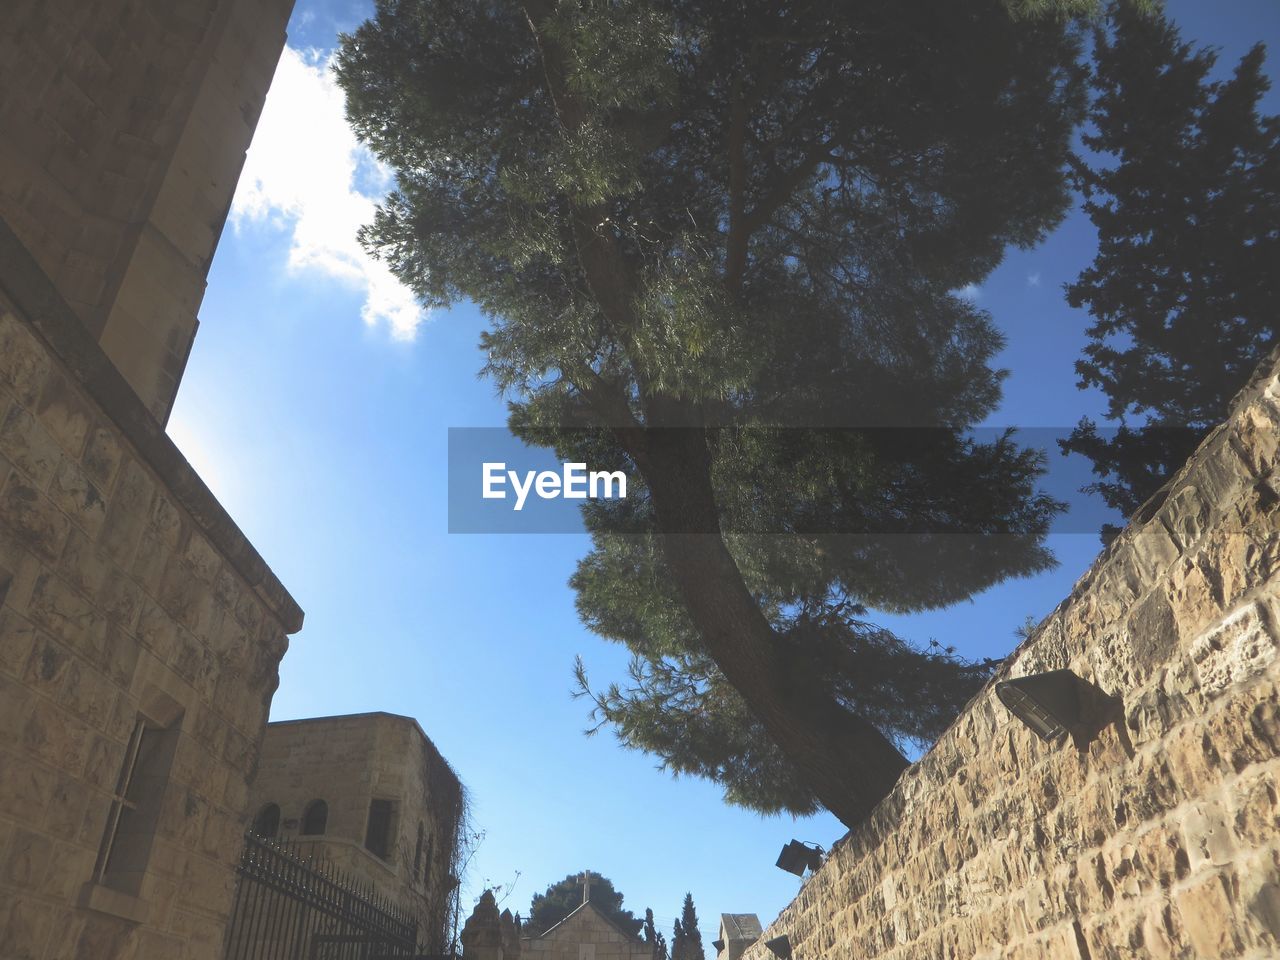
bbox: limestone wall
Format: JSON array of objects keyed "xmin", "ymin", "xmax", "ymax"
[
  {"xmin": 0, "ymin": 230, "xmax": 303, "ymax": 958},
  {"xmin": 743, "ymin": 353, "xmax": 1280, "ymax": 959},
  {"xmin": 0, "ymin": 0, "xmax": 293, "ymax": 422}
]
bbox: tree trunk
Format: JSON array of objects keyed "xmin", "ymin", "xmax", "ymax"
[{"xmin": 618, "ymin": 420, "xmax": 910, "ymax": 828}]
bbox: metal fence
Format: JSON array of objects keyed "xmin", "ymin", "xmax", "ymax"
[{"xmin": 223, "ymin": 832, "xmax": 420, "ymax": 960}]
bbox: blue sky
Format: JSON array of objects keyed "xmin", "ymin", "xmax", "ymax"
[{"xmin": 167, "ymin": 1, "xmax": 1280, "ymax": 950}]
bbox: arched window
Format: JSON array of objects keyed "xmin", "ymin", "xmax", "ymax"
[
  {"xmin": 413, "ymin": 822, "xmax": 424, "ymax": 880},
  {"xmin": 301, "ymin": 799, "xmax": 328, "ymax": 836},
  {"xmin": 252, "ymin": 803, "xmax": 280, "ymax": 838}
]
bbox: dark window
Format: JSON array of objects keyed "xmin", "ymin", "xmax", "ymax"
[
  {"xmin": 365, "ymin": 799, "xmax": 393, "ymax": 859},
  {"xmin": 301, "ymin": 799, "xmax": 328, "ymax": 836},
  {"xmin": 94, "ymin": 716, "xmax": 180, "ymax": 894},
  {"xmin": 252, "ymin": 803, "xmax": 281, "ymax": 839},
  {"xmin": 413, "ymin": 822, "xmax": 424, "ymax": 879}
]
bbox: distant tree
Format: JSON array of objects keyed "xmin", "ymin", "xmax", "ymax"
[
  {"xmin": 644, "ymin": 908, "xmax": 668, "ymax": 960},
  {"xmin": 526, "ymin": 872, "xmax": 643, "ymax": 938},
  {"xmin": 1062, "ymin": 4, "xmax": 1280, "ymax": 540},
  {"xmin": 338, "ymin": 0, "xmax": 1087, "ymax": 826},
  {"xmin": 670, "ymin": 919, "xmax": 686, "ymax": 960},
  {"xmin": 678, "ymin": 894, "xmax": 705, "ymax": 960},
  {"xmin": 644, "ymin": 909, "xmax": 657, "ymax": 946}
]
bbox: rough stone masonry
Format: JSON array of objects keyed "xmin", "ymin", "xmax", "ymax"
[
  {"xmin": 0, "ymin": 1, "xmax": 302, "ymax": 958},
  {"xmin": 742, "ymin": 351, "xmax": 1280, "ymax": 959}
]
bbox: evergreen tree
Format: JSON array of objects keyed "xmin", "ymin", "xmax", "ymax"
[
  {"xmin": 670, "ymin": 919, "xmax": 685, "ymax": 960},
  {"xmin": 526, "ymin": 872, "xmax": 643, "ymax": 938},
  {"xmin": 678, "ymin": 894, "xmax": 705, "ymax": 960},
  {"xmin": 338, "ymin": 0, "xmax": 1087, "ymax": 826},
  {"xmin": 1062, "ymin": 4, "xmax": 1280, "ymax": 539},
  {"xmin": 643, "ymin": 909, "xmax": 668, "ymax": 959}
]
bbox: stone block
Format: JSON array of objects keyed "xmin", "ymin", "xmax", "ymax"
[
  {"xmin": 42, "ymin": 908, "xmax": 90, "ymax": 960},
  {"xmin": 1247, "ymin": 879, "xmax": 1280, "ymax": 950},
  {"xmin": 129, "ymin": 517, "xmax": 172, "ymax": 594},
  {"xmin": 2, "ymin": 826, "xmax": 54, "ymax": 888},
  {"xmin": 0, "ymin": 607, "xmax": 41, "ymax": 678},
  {"xmin": 20, "ymin": 630, "xmax": 72, "ymax": 697},
  {"xmin": 0, "ymin": 752, "xmax": 56, "ymax": 829},
  {"xmin": 82, "ymin": 732, "xmax": 126, "ymax": 792},
  {"xmin": 1, "ymin": 473, "xmax": 71, "ymax": 561},
  {"xmin": 157, "ymin": 562, "xmax": 215, "ymax": 637},
  {"xmin": 1175, "ymin": 872, "xmax": 1243, "ymax": 958},
  {"xmin": 177, "ymin": 852, "xmax": 236, "ymax": 911},
  {"xmin": 0, "ymin": 311, "xmax": 52, "ymax": 407},
  {"xmin": 1190, "ymin": 602, "xmax": 1278, "ymax": 699},
  {"xmin": 82, "ymin": 422, "xmax": 124, "ymax": 492},
  {"xmin": 59, "ymin": 524, "xmax": 111, "ymax": 600},
  {"xmin": 0, "ymin": 896, "xmax": 57, "ymax": 960},
  {"xmin": 99, "ymin": 458, "xmax": 154, "ymax": 566},
  {"xmin": 74, "ymin": 912, "xmax": 138, "ymax": 960},
  {"xmin": 0, "ymin": 405, "xmax": 63, "ymax": 490},
  {"xmin": 100, "ymin": 568, "xmax": 145, "ymax": 633},
  {"xmin": 27, "ymin": 570, "xmax": 95, "ymax": 648},
  {"xmin": 35, "ymin": 370, "xmax": 94, "ymax": 457},
  {"xmin": 1230, "ymin": 770, "xmax": 1280, "ymax": 847},
  {"xmin": 22, "ymin": 696, "xmax": 90, "ymax": 773},
  {"xmin": 57, "ymin": 654, "xmax": 119, "ymax": 728},
  {"xmin": 48, "ymin": 454, "xmax": 108, "ymax": 538}
]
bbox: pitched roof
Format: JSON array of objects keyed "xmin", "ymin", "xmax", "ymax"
[
  {"xmin": 720, "ymin": 914, "xmax": 763, "ymax": 941},
  {"xmin": 526, "ymin": 901, "xmax": 646, "ymax": 944}
]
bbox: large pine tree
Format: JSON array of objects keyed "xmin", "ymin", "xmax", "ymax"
[
  {"xmin": 1061, "ymin": 4, "xmax": 1280, "ymax": 538},
  {"xmin": 338, "ymin": 0, "xmax": 1088, "ymax": 826}
]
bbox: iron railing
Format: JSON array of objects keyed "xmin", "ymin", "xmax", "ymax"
[{"xmin": 223, "ymin": 832, "xmax": 419, "ymax": 960}]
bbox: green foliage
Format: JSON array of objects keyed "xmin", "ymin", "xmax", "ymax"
[
  {"xmin": 526, "ymin": 872, "xmax": 643, "ymax": 939},
  {"xmin": 1062, "ymin": 4, "xmax": 1280, "ymax": 537},
  {"xmin": 670, "ymin": 919, "xmax": 686, "ymax": 960},
  {"xmin": 675, "ymin": 894, "xmax": 704, "ymax": 960},
  {"xmin": 338, "ymin": 0, "xmax": 1087, "ymax": 822},
  {"xmin": 643, "ymin": 908, "xmax": 668, "ymax": 960}
]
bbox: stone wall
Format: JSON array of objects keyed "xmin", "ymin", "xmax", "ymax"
[
  {"xmin": 0, "ymin": 0, "xmax": 293, "ymax": 422},
  {"xmin": 244, "ymin": 713, "xmax": 465, "ymax": 952},
  {"xmin": 0, "ymin": 226, "xmax": 303, "ymax": 957},
  {"xmin": 743, "ymin": 352, "xmax": 1280, "ymax": 960}
]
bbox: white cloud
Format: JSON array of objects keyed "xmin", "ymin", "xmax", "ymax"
[
  {"xmin": 955, "ymin": 283, "xmax": 981, "ymax": 301},
  {"xmin": 1027, "ymin": 272, "xmax": 1042, "ymax": 288},
  {"xmin": 231, "ymin": 46, "xmax": 425, "ymax": 341}
]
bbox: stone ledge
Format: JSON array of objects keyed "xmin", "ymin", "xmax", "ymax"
[
  {"xmin": 79, "ymin": 881, "xmax": 150, "ymax": 924},
  {"xmin": 0, "ymin": 215, "xmax": 303, "ymax": 634}
]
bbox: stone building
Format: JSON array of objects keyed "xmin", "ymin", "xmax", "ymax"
[
  {"xmin": 518, "ymin": 901, "xmax": 654, "ymax": 960},
  {"xmin": 0, "ymin": 1, "xmax": 301, "ymax": 958},
  {"xmin": 461, "ymin": 883, "xmax": 654, "ymax": 960},
  {"xmin": 713, "ymin": 914, "xmax": 761, "ymax": 960},
  {"xmin": 238, "ymin": 712, "xmax": 465, "ymax": 954}
]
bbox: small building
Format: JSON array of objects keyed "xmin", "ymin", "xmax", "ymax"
[
  {"xmin": 714, "ymin": 914, "xmax": 762, "ymax": 960},
  {"xmin": 460, "ymin": 882, "xmax": 654, "ymax": 960},
  {"xmin": 519, "ymin": 900, "xmax": 654, "ymax": 960},
  {"xmin": 236, "ymin": 712, "xmax": 465, "ymax": 954}
]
